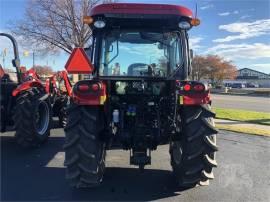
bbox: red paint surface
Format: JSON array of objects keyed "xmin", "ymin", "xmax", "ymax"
[
  {"xmin": 182, "ymin": 92, "xmax": 211, "ymax": 105},
  {"xmin": 90, "ymin": 3, "xmax": 193, "ymax": 18},
  {"xmin": 65, "ymin": 48, "xmax": 94, "ymax": 74},
  {"xmin": 73, "ymin": 82, "xmax": 106, "ymax": 105},
  {"xmin": 46, "ymin": 70, "xmax": 72, "ymax": 96},
  {"xmin": 0, "ymin": 66, "xmax": 5, "ymax": 78},
  {"xmin": 12, "ymin": 81, "xmax": 44, "ymax": 97}
]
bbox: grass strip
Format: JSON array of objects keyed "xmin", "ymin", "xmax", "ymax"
[
  {"xmin": 214, "ymin": 107, "xmax": 270, "ymax": 126},
  {"xmin": 216, "ymin": 124, "xmax": 270, "ymax": 137}
]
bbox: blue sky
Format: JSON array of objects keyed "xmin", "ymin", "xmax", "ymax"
[{"xmin": 0, "ymin": 0, "xmax": 269, "ymax": 73}]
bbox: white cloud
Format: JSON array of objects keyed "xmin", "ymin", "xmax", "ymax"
[
  {"xmin": 252, "ymin": 63, "xmax": 270, "ymax": 68},
  {"xmin": 200, "ymin": 4, "xmax": 214, "ymax": 10},
  {"xmin": 219, "ymin": 12, "xmax": 230, "ymax": 16},
  {"xmin": 213, "ymin": 19, "xmax": 270, "ymax": 43},
  {"xmin": 240, "ymin": 15, "xmax": 251, "ymax": 20},
  {"xmin": 189, "ymin": 36, "xmax": 203, "ymax": 50},
  {"xmin": 218, "ymin": 10, "xmax": 239, "ymax": 17},
  {"xmin": 206, "ymin": 43, "xmax": 270, "ymax": 60}
]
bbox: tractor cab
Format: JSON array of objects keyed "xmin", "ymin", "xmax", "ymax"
[{"xmin": 87, "ymin": 3, "xmax": 196, "ymax": 80}]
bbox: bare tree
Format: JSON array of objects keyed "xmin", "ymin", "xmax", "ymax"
[{"xmin": 11, "ymin": 0, "xmax": 114, "ymax": 54}]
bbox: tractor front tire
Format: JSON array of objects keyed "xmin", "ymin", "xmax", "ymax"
[
  {"xmin": 170, "ymin": 104, "xmax": 218, "ymax": 188},
  {"xmin": 14, "ymin": 87, "xmax": 51, "ymax": 148},
  {"xmin": 64, "ymin": 103, "xmax": 106, "ymax": 188}
]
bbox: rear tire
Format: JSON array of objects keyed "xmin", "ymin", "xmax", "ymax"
[
  {"xmin": 64, "ymin": 102, "xmax": 106, "ymax": 188},
  {"xmin": 170, "ymin": 104, "xmax": 218, "ymax": 187},
  {"xmin": 13, "ymin": 87, "xmax": 51, "ymax": 148}
]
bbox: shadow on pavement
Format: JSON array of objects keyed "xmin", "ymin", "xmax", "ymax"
[
  {"xmin": 248, "ymin": 119, "xmax": 270, "ymax": 125},
  {"xmin": 1, "ymin": 135, "xmax": 187, "ymax": 201}
]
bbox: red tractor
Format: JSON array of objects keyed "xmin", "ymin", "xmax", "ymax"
[
  {"xmin": 0, "ymin": 33, "xmax": 51, "ymax": 147},
  {"xmin": 45, "ymin": 70, "xmax": 72, "ymax": 127},
  {"xmin": 63, "ymin": 3, "xmax": 218, "ymax": 188}
]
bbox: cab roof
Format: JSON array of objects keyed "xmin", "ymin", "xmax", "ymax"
[{"xmin": 90, "ymin": 3, "xmax": 193, "ymax": 18}]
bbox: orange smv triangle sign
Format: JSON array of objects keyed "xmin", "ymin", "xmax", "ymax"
[{"xmin": 65, "ymin": 48, "xmax": 94, "ymax": 74}]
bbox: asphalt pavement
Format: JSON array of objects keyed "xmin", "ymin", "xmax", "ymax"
[
  {"xmin": 211, "ymin": 94, "xmax": 270, "ymax": 112},
  {"xmin": 1, "ymin": 128, "xmax": 270, "ymax": 201}
]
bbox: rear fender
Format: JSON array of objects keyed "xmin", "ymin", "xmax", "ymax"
[
  {"xmin": 12, "ymin": 81, "xmax": 45, "ymax": 97},
  {"xmin": 177, "ymin": 80, "xmax": 211, "ymax": 105},
  {"xmin": 72, "ymin": 80, "xmax": 106, "ymax": 105},
  {"xmin": 24, "ymin": 68, "xmax": 40, "ymax": 80}
]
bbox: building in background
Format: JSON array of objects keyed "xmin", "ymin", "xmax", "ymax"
[
  {"xmin": 68, "ymin": 74, "xmax": 92, "ymax": 84},
  {"xmin": 237, "ymin": 68, "xmax": 270, "ymax": 80},
  {"xmin": 224, "ymin": 68, "xmax": 270, "ymax": 88}
]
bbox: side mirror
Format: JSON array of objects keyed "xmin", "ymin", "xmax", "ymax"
[{"xmin": 190, "ymin": 49, "xmax": 194, "ymax": 60}]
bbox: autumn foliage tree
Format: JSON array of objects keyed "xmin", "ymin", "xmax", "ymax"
[
  {"xmin": 192, "ymin": 55, "xmax": 237, "ymax": 84},
  {"xmin": 33, "ymin": 65, "xmax": 53, "ymax": 76}
]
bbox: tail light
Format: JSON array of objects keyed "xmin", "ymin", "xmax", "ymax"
[
  {"xmin": 77, "ymin": 83, "xmax": 101, "ymax": 92},
  {"xmin": 183, "ymin": 84, "xmax": 191, "ymax": 91},
  {"xmin": 193, "ymin": 84, "xmax": 205, "ymax": 91},
  {"xmin": 91, "ymin": 83, "xmax": 100, "ymax": 91},
  {"xmin": 78, "ymin": 84, "xmax": 89, "ymax": 92},
  {"xmin": 73, "ymin": 81, "xmax": 107, "ymax": 105},
  {"xmin": 179, "ymin": 82, "xmax": 207, "ymax": 92}
]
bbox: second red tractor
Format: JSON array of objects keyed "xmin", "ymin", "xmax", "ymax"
[{"xmin": 0, "ymin": 33, "xmax": 51, "ymax": 147}]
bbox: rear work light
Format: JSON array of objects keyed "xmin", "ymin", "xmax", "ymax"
[
  {"xmin": 94, "ymin": 20, "xmax": 106, "ymax": 28},
  {"xmin": 178, "ymin": 21, "xmax": 191, "ymax": 30}
]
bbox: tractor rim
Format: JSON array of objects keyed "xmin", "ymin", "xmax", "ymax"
[{"xmin": 36, "ymin": 101, "xmax": 50, "ymax": 135}]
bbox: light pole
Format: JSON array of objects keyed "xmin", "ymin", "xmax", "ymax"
[
  {"xmin": 23, "ymin": 50, "xmax": 35, "ymax": 67},
  {"xmin": 32, "ymin": 50, "xmax": 35, "ymax": 67},
  {"xmin": 1, "ymin": 48, "xmax": 7, "ymax": 67}
]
